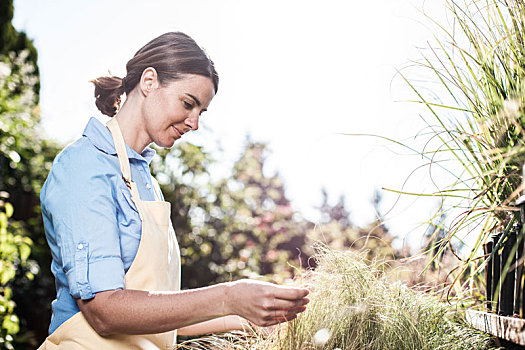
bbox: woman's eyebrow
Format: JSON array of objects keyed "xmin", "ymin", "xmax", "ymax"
[{"xmin": 185, "ymin": 93, "xmax": 201, "ymax": 107}]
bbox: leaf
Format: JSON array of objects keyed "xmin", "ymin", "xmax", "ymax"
[
  {"xmin": 2, "ymin": 313, "xmax": 19, "ymax": 335},
  {"xmin": 4, "ymin": 203, "xmax": 13, "ymax": 218},
  {"xmin": 19, "ymin": 244, "xmax": 30, "ymax": 261}
]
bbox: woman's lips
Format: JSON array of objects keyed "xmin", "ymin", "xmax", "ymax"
[{"xmin": 172, "ymin": 125, "xmax": 182, "ymax": 138}]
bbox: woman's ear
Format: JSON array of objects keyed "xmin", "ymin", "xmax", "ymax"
[{"xmin": 140, "ymin": 67, "xmax": 159, "ymax": 96}]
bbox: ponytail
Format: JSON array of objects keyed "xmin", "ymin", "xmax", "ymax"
[{"xmin": 90, "ymin": 76, "xmax": 126, "ymax": 117}]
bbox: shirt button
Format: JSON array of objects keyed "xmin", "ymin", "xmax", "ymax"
[
  {"xmin": 77, "ymin": 244, "xmax": 84, "ymax": 250},
  {"xmin": 146, "ymin": 183, "xmax": 152, "ymax": 189}
]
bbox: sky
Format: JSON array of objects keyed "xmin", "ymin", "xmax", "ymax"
[{"xmin": 12, "ymin": 0, "xmax": 451, "ymax": 249}]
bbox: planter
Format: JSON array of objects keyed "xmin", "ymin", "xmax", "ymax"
[
  {"xmin": 483, "ymin": 225, "xmax": 523, "ymax": 316},
  {"xmin": 469, "ymin": 196, "xmax": 525, "ymax": 347}
]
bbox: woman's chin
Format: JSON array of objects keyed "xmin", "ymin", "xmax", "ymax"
[{"xmin": 154, "ymin": 138, "xmax": 177, "ymax": 149}]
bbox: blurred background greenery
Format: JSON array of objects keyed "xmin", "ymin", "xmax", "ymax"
[{"xmin": 0, "ymin": 1, "xmax": 411, "ymax": 348}]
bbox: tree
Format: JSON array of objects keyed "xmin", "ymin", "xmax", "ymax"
[
  {"xmin": 151, "ymin": 140, "xmax": 310, "ymax": 289},
  {"xmin": 318, "ymin": 188, "xmax": 352, "ymax": 229},
  {"xmin": 0, "ymin": 0, "xmax": 39, "ymax": 94},
  {"xmin": 221, "ymin": 141, "xmax": 308, "ymax": 280},
  {"xmin": 0, "ymin": 4, "xmax": 60, "ymax": 347},
  {"xmin": 0, "ymin": 51, "xmax": 60, "ymax": 349},
  {"xmin": 306, "ymin": 189, "xmax": 396, "ymax": 264}
]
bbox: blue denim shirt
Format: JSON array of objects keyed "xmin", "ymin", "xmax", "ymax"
[{"xmin": 40, "ymin": 117, "xmax": 163, "ymax": 334}]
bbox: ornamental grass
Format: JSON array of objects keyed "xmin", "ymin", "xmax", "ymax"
[{"xmin": 178, "ymin": 244, "xmax": 494, "ymax": 350}]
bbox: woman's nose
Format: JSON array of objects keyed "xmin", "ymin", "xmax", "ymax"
[{"xmin": 185, "ymin": 113, "xmax": 199, "ymax": 131}]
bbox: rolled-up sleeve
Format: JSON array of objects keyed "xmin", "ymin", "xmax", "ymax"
[{"xmin": 44, "ymin": 148, "xmax": 125, "ymax": 300}]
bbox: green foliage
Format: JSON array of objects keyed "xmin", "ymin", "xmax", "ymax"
[
  {"xmin": 409, "ymin": 0, "xmax": 525, "ymax": 226},
  {"xmin": 0, "ymin": 193, "xmax": 32, "ymax": 350},
  {"xmin": 0, "ymin": 49, "xmax": 59, "ymax": 348},
  {"xmin": 0, "ymin": 4, "xmax": 59, "ymax": 346},
  {"xmin": 393, "ymin": 0, "xmax": 525, "ymax": 295},
  {"xmin": 0, "ymin": 51, "xmax": 57, "ymax": 198},
  {"xmin": 0, "ymin": 0, "xmax": 38, "ymax": 95}
]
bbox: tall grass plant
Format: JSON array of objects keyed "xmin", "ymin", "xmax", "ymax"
[
  {"xmin": 388, "ymin": 0, "xmax": 525, "ymax": 298},
  {"xmin": 178, "ymin": 244, "xmax": 495, "ymax": 349}
]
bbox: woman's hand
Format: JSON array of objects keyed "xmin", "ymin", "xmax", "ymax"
[{"xmin": 225, "ymin": 279, "xmax": 309, "ymax": 327}]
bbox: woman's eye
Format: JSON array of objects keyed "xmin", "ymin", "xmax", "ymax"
[{"xmin": 183, "ymin": 101, "xmax": 193, "ymax": 109}]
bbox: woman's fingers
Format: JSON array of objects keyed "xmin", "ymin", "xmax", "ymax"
[
  {"xmin": 272, "ymin": 305, "xmax": 306, "ymax": 320},
  {"xmin": 252, "ymin": 305, "xmax": 307, "ymax": 327},
  {"xmin": 260, "ymin": 305, "xmax": 306, "ymax": 322},
  {"xmin": 264, "ymin": 296, "xmax": 310, "ymax": 310},
  {"xmin": 264, "ymin": 314, "xmax": 298, "ymax": 327},
  {"xmin": 271, "ymin": 285, "xmax": 309, "ymax": 301}
]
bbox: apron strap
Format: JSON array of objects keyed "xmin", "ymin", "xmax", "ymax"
[{"xmin": 106, "ymin": 117, "xmax": 142, "ymax": 202}]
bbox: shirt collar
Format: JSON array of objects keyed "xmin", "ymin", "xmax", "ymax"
[{"xmin": 82, "ymin": 117, "xmax": 156, "ymax": 164}]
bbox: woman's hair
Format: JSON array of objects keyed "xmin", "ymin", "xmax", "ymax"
[{"xmin": 91, "ymin": 32, "xmax": 219, "ymax": 117}]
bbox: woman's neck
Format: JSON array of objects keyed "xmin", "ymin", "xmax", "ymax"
[{"xmin": 113, "ymin": 92, "xmax": 150, "ymax": 154}]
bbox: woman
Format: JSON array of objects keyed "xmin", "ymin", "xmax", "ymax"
[{"xmin": 38, "ymin": 32, "xmax": 309, "ymax": 349}]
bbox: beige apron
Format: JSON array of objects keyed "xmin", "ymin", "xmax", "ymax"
[{"xmin": 38, "ymin": 117, "xmax": 181, "ymax": 349}]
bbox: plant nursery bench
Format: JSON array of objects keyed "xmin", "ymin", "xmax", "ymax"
[{"xmin": 466, "ymin": 194, "xmax": 525, "ymax": 349}]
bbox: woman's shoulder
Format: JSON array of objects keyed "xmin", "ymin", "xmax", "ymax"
[
  {"xmin": 42, "ymin": 137, "xmax": 120, "ymax": 193},
  {"xmin": 52, "ymin": 136, "xmax": 116, "ymax": 172},
  {"xmin": 41, "ymin": 137, "xmax": 122, "ymax": 206}
]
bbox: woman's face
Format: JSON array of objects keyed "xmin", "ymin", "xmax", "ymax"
[{"xmin": 141, "ymin": 74, "xmax": 215, "ymax": 148}]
